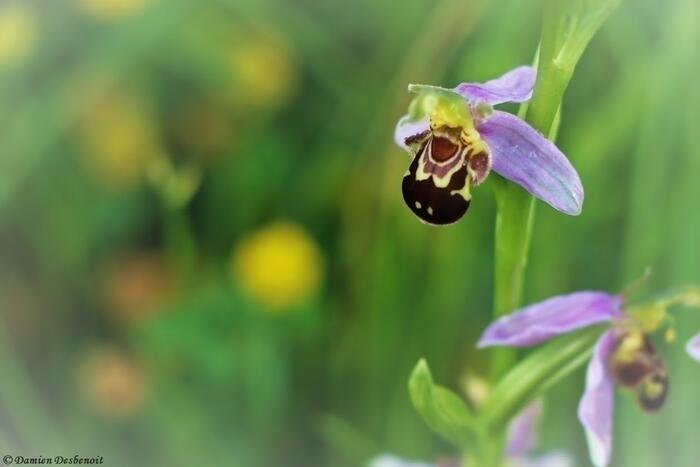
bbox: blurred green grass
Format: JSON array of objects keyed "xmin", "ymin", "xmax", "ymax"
[{"xmin": 0, "ymin": 0, "xmax": 698, "ymax": 465}]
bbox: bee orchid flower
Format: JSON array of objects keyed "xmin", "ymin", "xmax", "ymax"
[
  {"xmin": 478, "ymin": 288, "xmax": 700, "ymax": 467},
  {"xmin": 394, "ymin": 66, "xmax": 583, "ymax": 225}
]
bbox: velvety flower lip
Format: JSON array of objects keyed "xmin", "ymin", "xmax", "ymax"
[
  {"xmin": 454, "ymin": 65, "xmax": 536, "ymax": 106},
  {"xmin": 578, "ymin": 330, "xmax": 617, "ymax": 467},
  {"xmin": 477, "ymin": 291, "xmax": 623, "ymax": 348},
  {"xmin": 686, "ymin": 332, "xmax": 700, "ymax": 362},
  {"xmin": 394, "ymin": 65, "xmax": 584, "ymax": 224}
]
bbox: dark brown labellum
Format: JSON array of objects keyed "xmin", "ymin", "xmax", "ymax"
[
  {"xmin": 611, "ymin": 333, "xmax": 662, "ymax": 387},
  {"xmin": 613, "ymin": 360, "xmax": 651, "ymax": 388},
  {"xmin": 611, "ymin": 332, "xmax": 669, "ymax": 412},
  {"xmin": 637, "ymin": 370, "xmax": 669, "ymax": 412},
  {"xmin": 611, "ymin": 334, "xmax": 657, "ymax": 388},
  {"xmin": 401, "ymin": 135, "xmax": 471, "ymax": 225},
  {"xmin": 430, "ymin": 136, "xmax": 459, "ymax": 162}
]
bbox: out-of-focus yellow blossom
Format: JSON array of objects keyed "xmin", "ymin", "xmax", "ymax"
[
  {"xmin": 79, "ymin": 91, "xmax": 165, "ymax": 190},
  {"xmin": 79, "ymin": 348, "xmax": 146, "ymax": 418},
  {"xmin": 227, "ymin": 36, "xmax": 297, "ymax": 109},
  {"xmin": 75, "ymin": 0, "xmax": 155, "ymax": 20},
  {"xmin": 0, "ymin": 4, "xmax": 36, "ymax": 65},
  {"xmin": 102, "ymin": 251, "xmax": 174, "ymax": 326},
  {"xmin": 231, "ymin": 222, "xmax": 324, "ymax": 310}
]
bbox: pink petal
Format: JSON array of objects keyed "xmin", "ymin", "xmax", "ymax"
[
  {"xmin": 394, "ymin": 114, "xmax": 430, "ymax": 153},
  {"xmin": 454, "ymin": 66, "xmax": 536, "ymax": 106},
  {"xmin": 506, "ymin": 400, "xmax": 543, "ymax": 457},
  {"xmin": 478, "ymin": 292, "xmax": 622, "ymax": 348},
  {"xmin": 578, "ymin": 330, "xmax": 617, "ymax": 467},
  {"xmin": 686, "ymin": 332, "xmax": 700, "ymax": 362},
  {"xmin": 476, "ymin": 111, "xmax": 583, "ymax": 215}
]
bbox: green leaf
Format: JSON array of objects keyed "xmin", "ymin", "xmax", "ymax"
[
  {"xmin": 541, "ymin": 0, "xmax": 622, "ymax": 71},
  {"xmin": 408, "ymin": 359, "xmax": 477, "ymax": 449},
  {"xmin": 480, "ymin": 327, "xmax": 602, "ymax": 430},
  {"xmin": 529, "ymin": 0, "xmax": 622, "ymax": 133}
]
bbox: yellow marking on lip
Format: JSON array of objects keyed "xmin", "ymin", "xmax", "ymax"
[
  {"xmin": 415, "ymin": 143, "xmax": 469, "ymax": 188},
  {"xmin": 450, "ymin": 182, "xmax": 471, "ymax": 201},
  {"xmin": 460, "ymin": 127, "xmax": 489, "ymax": 156}
]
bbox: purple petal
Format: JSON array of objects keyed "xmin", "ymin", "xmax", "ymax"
[
  {"xmin": 477, "ymin": 111, "xmax": 584, "ymax": 215},
  {"xmin": 686, "ymin": 333, "xmax": 700, "ymax": 362},
  {"xmin": 578, "ymin": 331, "xmax": 617, "ymax": 467},
  {"xmin": 394, "ymin": 114, "xmax": 430, "ymax": 152},
  {"xmin": 454, "ymin": 66, "xmax": 535, "ymax": 106},
  {"xmin": 506, "ymin": 400, "xmax": 542, "ymax": 457},
  {"xmin": 478, "ymin": 291, "xmax": 621, "ymax": 348}
]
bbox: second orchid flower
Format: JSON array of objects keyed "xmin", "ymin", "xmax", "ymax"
[{"xmin": 478, "ymin": 286, "xmax": 700, "ymax": 467}]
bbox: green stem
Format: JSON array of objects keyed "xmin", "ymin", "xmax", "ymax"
[
  {"xmin": 485, "ymin": 68, "xmax": 569, "ymax": 467},
  {"xmin": 490, "ymin": 179, "xmax": 536, "ymax": 379},
  {"xmin": 163, "ymin": 206, "xmax": 198, "ymax": 285},
  {"xmin": 417, "ymin": 2, "xmax": 621, "ymax": 464},
  {"xmin": 484, "ymin": 1, "xmax": 619, "ymax": 461},
  {"xmin": 478, "ymin": 429, "xmax": 507, "ymax": 467},
  {"xmin": 489, "ymin": 0, "xmax": 583, "ymax": 385}
]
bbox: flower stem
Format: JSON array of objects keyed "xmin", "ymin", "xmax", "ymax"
[
  {"xmin": 483, "ymin": 1, "xmax": 621, "ymax": 463},
  {"xmin": 489, "ymin": 0, "xmax": 599, "ymax": 384},
  {"xmin": 478, "ymin": 429, "xmax": 507, "ymax": 467},
  {"xmin": 490, "ymin": 179, "xmax": 536, "ymax": 380},
  {"xmin": 485, "ymin": 45, "xmax": 575, "ymax": 465},
  {"xmin": 163, "ymin": 206, "xmax": 198, "ymax": 284},
  {"xmin": 489, "ymin": 47, "xmax": 567, "ymax": 381},
  {"xmin": 410, "ymin": 2, "xmax": 621, "ymax": 464}
]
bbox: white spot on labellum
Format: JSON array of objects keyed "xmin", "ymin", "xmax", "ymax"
[
  {"xmin": 427, "ymin": 207, "xmax": 433, "ymax": 215},
  {"xmin": 415, "ymin": 201, "xmax": 422, "ymax": 209}
]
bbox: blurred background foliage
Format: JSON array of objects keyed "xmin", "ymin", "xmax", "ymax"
[{"xmin": 0, "ymin": 0, "xmax": 698, "ymax": 465}]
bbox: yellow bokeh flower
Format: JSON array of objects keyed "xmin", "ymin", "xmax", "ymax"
[
  {"xmin": 0, "ymin": 4, "xmax": 37, "ymax": 65},
  {"xmin": 227, "ymin": 36, "xmax": 297, "ymax": 109},
  {"xmin": 79, "ymin": 90, "xmax": 164, "ymax": 190},
  {"xmin": 231, "ymin": 222, "xmax": 324, "ymax": 311},
  {"xmin": 76, "ymin": 0, "xmax": 155, "ymax": 20}
]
